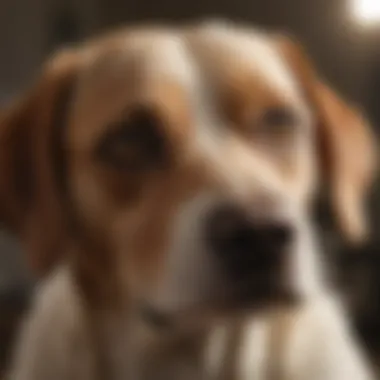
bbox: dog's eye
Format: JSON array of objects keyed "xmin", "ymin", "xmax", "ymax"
[
  {"xmin": 257, "ymin": 107, "xmax": 298, "ymax": 138},
  {"xmin": 97, "ymin": 107, "xmax": 166, "ymax": 171}
]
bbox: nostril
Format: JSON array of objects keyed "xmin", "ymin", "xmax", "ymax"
[
  {"xmin": 206, "ymin": 205, "xmax": 249, "ymax": 247},
  {"xmin": 266, "ymin": 223, "xmax": 293, "ymax": 247}
]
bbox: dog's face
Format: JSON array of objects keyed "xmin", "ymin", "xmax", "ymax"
[{"xmin": 0, "ymin": 22, "xmax": 376, "ymax": 327}]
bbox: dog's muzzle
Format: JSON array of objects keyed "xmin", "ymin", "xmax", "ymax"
[
  {"xmin": 140, "ymin": 199, "xmax": 302, "ymax": 330},
  {"xmin": 204, "ymin": 202, "xmax": 298, "ymax": 307}
]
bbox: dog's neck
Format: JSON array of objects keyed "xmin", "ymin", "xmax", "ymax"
[
  {"xmin": 90, "ymin": 311, "xmax": 208, "ymax": 380},
  {"xmin": 89, "ymin": 309, "xmax": 272, "ymax": 380}
]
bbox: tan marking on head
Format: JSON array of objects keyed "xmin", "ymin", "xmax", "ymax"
[{"xmin": 187, "ymin": 23, "xmax": 316, "ymax": 198}]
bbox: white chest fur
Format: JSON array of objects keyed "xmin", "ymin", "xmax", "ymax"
[{"xmin": 8, "ymin": 268, "xmax": 375, "ymax": 380}]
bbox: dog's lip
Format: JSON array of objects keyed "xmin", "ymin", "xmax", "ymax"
[
  {"xmin": 139, "ymin": 301, "xmax": 175, "ymax": 330},
  {"xmin": 139, "ymin": 284, "xmax": 302, "ymax": 331}
]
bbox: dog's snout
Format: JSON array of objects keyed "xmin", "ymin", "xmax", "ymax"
[{"xmin": 206, "ymin": 204, "xmax": 293, "ymax": 280}]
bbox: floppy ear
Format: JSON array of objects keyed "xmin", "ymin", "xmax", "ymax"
[
  {"xmin": 0, "ymin": 49, "xmax": 83, "ymax": 276},
  {"xmin": 276, "ymin": 36, "xmax": 377, "ymax": 244}
]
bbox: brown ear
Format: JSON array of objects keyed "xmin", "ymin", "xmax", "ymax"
[
  {"xmin": 276, "ymin": 36, "xmax": 377, "ymax": 244},
  {"xmin": 0, "ymin": 49, "xmax": 83, "ymax": 275}
]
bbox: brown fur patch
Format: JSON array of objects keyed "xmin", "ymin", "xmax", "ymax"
[
  {"xmin": 0, "ymin": 49, "xmax": 84, "ymax": 275},
  {"xmin": 276, "ymin": 35, "xmax": 377, "ymax": 242}
]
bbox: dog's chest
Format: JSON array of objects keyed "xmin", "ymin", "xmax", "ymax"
[
  {"xmin": 204, "ymin": 320, "xmax": 272, "ymax": 380},
  {"xmin": 127, "ymin": 319, "xmax": 273, "ymax": 380}
]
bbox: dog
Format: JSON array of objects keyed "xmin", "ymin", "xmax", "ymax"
[{"xmin": 0, "ymin": 20, "xmax": 377, "ymax": 380}]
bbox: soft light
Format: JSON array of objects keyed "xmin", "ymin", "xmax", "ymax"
[{"xmin": 353, "ymin": 0, "xmax": 380, "ymax": 24}]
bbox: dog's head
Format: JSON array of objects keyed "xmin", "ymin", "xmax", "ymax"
[{"xmin": 0, "ymin": 21, "xmax": 376, "ymax": 328}]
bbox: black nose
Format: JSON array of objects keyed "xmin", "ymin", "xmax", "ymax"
[{"xmin": 206, "ymin": 204, "xmax": 293, "ymax": 280}]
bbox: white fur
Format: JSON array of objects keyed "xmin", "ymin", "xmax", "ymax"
[
  {"xmin": 9, "ymin": 267, "xmax": 95, "ymax": 380},
  {"xmin": 152, "ymin": 193, "xmax": 224, "ymax": 313},
  {"xmin": 283, "ymin": 296, "xmax": 374, "ymax": 380}
]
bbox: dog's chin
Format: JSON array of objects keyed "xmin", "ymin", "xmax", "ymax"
[{"xmin": 139, "ymin": 285, "xmax": 302, "ymax": 332}]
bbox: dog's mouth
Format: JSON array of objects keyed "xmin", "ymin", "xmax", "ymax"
[{"xmin": 139, "ymin": 276, "xmax": 301, "ymax": 331}]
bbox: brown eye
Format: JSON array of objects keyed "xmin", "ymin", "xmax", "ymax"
[
  {"xmin": 97, "ymin": 106, "xmax": 167, "ymax": 171},
  {"xmin": 258, "ymin": 107, "xmax": 298, "ymax": 137}
]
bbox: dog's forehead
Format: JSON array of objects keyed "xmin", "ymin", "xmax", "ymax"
[
  {"xmin": 80, "ymin": 23, "xmax": 299, "ymax": 98},
  {"xmin": 81, "ymin": 30, "xmax": 196, "ymax": 90},
  {"xmin": 187, "ymin": 23, "xmax": 302, "ymax": 101},
  {"xmin": 70, "ymin": 24, "xmax": 305, "ymax": 147}
]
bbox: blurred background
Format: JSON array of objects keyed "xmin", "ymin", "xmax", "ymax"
[{"xmin": 0, "ymin": 0, "xmax": 380, "ymax": 376}]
